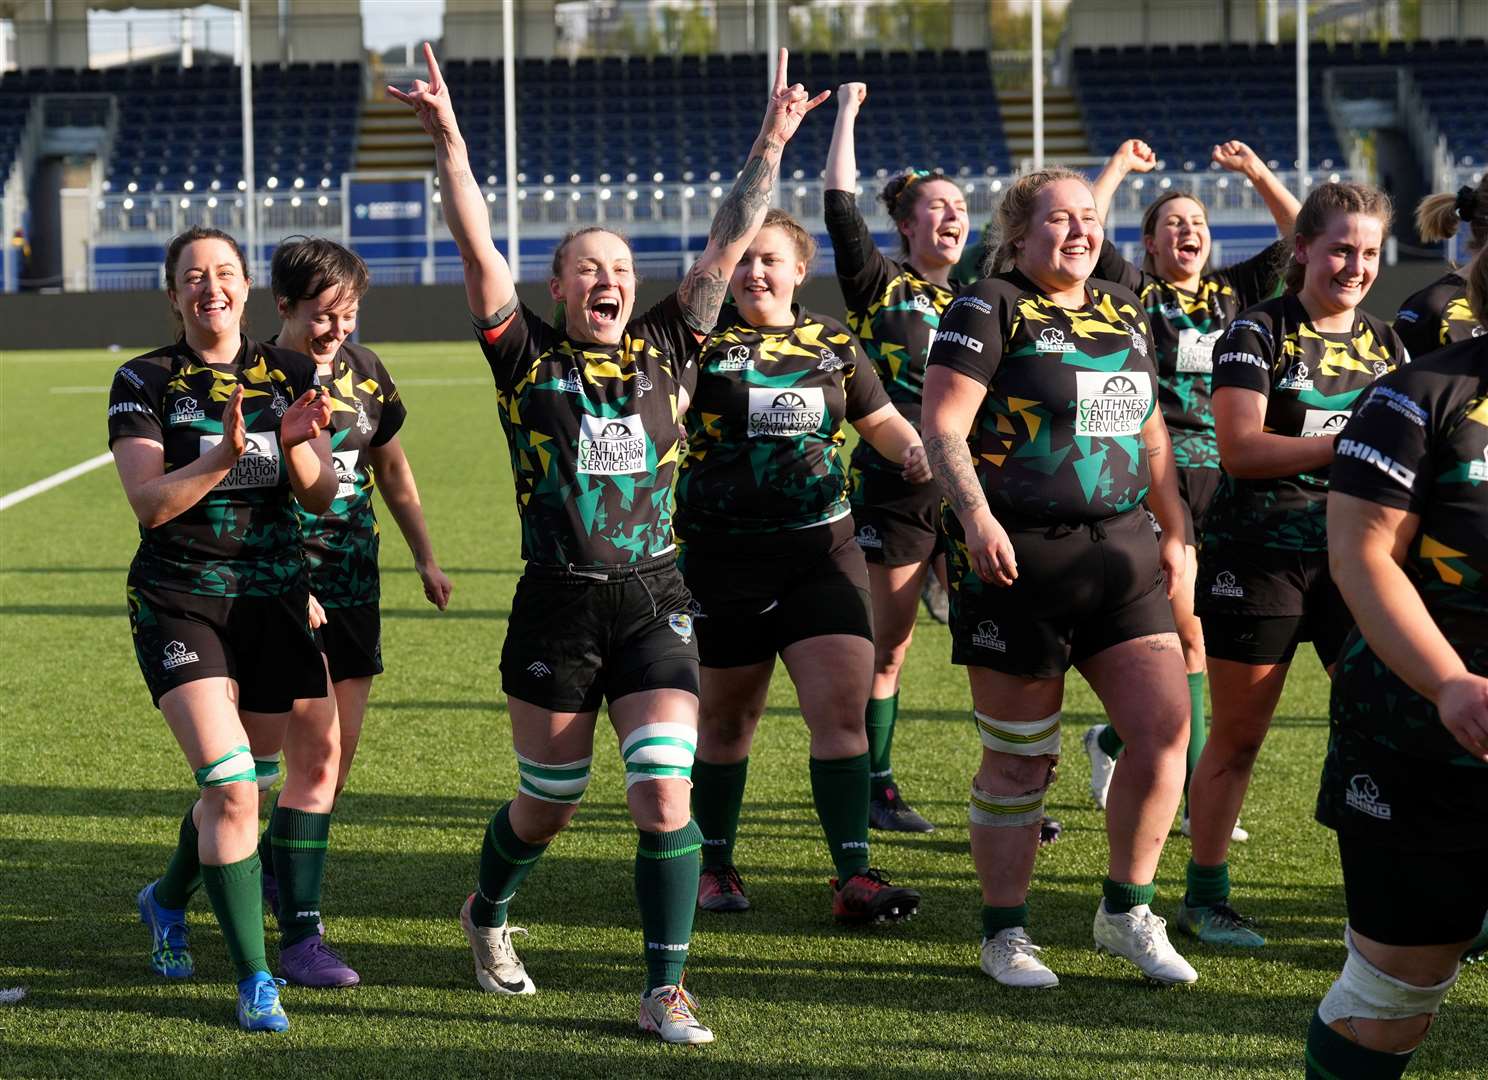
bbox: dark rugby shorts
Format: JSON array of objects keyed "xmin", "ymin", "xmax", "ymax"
[{"xmin": 1197, "ymin": 542, "xmax": 1351, "ymax": 667}]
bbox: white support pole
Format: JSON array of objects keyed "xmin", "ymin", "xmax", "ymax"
[
  {"xmin": 1296, "ymin": 0, "xmax": 1308, "ymax": 196},
  {"xmin": 765, "ymin": 0, "xmax": 779, "ymax": 90},
  {"xmin": 1031, "ymin": 0, "xmax": 1044, "ymax": 170},
  {"xmin": 1266, "ymin": 0, "xmax": 1279, "ymax": 44},
  {"xmin": 502, "ymin": 0, "xmax": 520, "ymax": 282},
  {"xmin": 239, "ymin": 0, "xmax": 258, "ymax": 279}
]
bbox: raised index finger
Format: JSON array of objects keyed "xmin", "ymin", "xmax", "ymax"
[
  {"xmin": 423, "ymin": 42, "xmax": 443, "ymax": 92},
  {"xmin": 773, "ymin": 47, "xmax": 788, "ymax": 94}
]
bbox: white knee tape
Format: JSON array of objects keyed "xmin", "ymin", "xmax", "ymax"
[
  {"xmin": 974, "ymin": 710, "xmax": 1062, "ymax": 757},
  {"xmin": 515, "ymin": 752, "xmax": 593, "ymax": 804},
  {"xmin": 254, "ymin": 754, "xmax": 281, "ymax": 792},
  {"xmin": 1317, "ymin": 926, "xmax": 1460, "ymax": 1025},
  {"xmin": 968, "ymin": 781, "xmax": 1047, "ymax": 828},
  {"xmin": 620, "ymin": 723, "xmax": 696, "ymax": 788}
]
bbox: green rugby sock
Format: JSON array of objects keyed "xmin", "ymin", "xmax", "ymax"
[
  {"xmin": 1185, "ymin": 859, "xmax": 1230, "ymax": 907},
  {"xmin": 865, "ymin": 694, "xmax": 898, "ymax": 799},
  {"xmin": 1096, "ymin": 723, "xmax": 1124, "ymax": 758},
  {"xmin": 690, "ymin": 757, "xmax": 748, "ymax": 870},
  {"xmin": 1102, "ymin": 878, "xmax": 1156, "ymax": 915},
  {"xmin": 636, "ymin": 821, "xmax": 703, "ymax": 991},
  {"xmin": 1186, "ymin": 671, "xmax": 1208, "ymax": 791},
  {"xmin": 810, "ymin": 753, "xmax": 872, "ymax": 880},
  {"xmin": 154, "ymin": 805, "xmax": 202, "ymax": 909},
  {"xmin": 982, "ymin": 904, "xmax": 1030, "ymax": 938},
  {"xmin": 257, "ymin": 792, "xmax": 277, "ymax": 883},
  {"xmin": 201, "ymin": 855, "xmax": 269, "ymax": 981},
  {"xmin": 268, "ymin": 805, "xmax": 330, "ymax": 947},
  {"xmin": 471, "ymin": 801, "xmax": 548, "ymax": 927},
  {"xmin": 1305, "ymin": 1010, "xmax": 1414, "ymax": 1079}
]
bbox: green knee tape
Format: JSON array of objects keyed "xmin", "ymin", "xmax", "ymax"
[{"xmin": 194, "ymin": 745, "xmax": 256, "ymax": 788}]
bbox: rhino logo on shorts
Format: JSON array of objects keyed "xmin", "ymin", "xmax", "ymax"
[
  {"xmin": 1345, "ymin": 774, "xmax": 1392, "ymax": 820},
  {"xmin": 971, "ymin": 620, "xmax": 1006, "ymax": 653},
  {"xmin": 1211, "ymin": 570, "xmax": 1244, "ymax": 598},
  {"xmin": 161, "ymin": 639, "xmax": 200, "ymax": 671},
  {"xmin": 855, "ymin": 525, "xmax": 883, "ymax": 550}
]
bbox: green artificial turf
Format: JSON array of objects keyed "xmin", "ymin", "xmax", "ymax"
[{"xmin": 1, "ymin": 343, "xmax": 1483, "ymax": 1079}]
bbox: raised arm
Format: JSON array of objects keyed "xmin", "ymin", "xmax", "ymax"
[
  {"xmin": 1091, "ymin": 138, "xmax": 1157, "ymax": 222},
  {"xmin": 825, "ymin": 82, "xmax": 866, "ymax": 192},
  {"xmin": 676, "ymin": 48, "xmax": 829, "ymax": 336},
  {"xmin": 389, "ymin": 44, "xmax": 515, "ymax": 322},
  {"xmin": 1212, "ymin": 140, "xmax": 1299, "ymax": 236}
]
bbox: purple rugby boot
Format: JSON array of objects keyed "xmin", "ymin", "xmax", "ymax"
[{"xmin": 278, "ymin": 933, "xmax": 360, "ymax": 988}]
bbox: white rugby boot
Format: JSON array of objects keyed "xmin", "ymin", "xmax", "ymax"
[
  {"xmin": 459, "ymin": 894, "xmax": 535, "ymax": 995},
  {"xmin": 638, "ymin": 980, "xmax": 714, "ymax": 1045},
  {"xmin": 1093, "ymin": 901, "xmax": 1198, "ymax": 986},
  {"xmin": 980, "ymin": 927, "xmax": 1059, "ymax": 988}
]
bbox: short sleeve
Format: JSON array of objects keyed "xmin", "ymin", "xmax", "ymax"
[
  {"xmin": 370, "ymin": 356, "xmax": 407, "ymax": 448},
  {"xmin": 1211, "ymin": 311, "xmax": 1277, "ymax": 396},
  {"xmin": 1093, "ymin": 238, "xmax": 1145, "ymax": 297},
  {"xmin": 824, "ymin": 189, "xmax": 894, "ymax": 312},
  {"xmin": 1393, "ymin": 283, "xmax": 1452, "ymax": 360},
  {"xmin": 1216, "ymin": 239, "xmax": 1288, "ymax": 309},
  {"xmin": 632, "ymin": 292, "xmax": 705, "ymax": 380},
  {"xmin": 1329, "ymin": 373, "xmax": 1435, "ymax": 513},
  {"xmin": 474, "ymin": 301, "xmax": 541, "ymax": 393},
  {"xmin": 107, "ymin": 361, "xmax": 164, "ymax": 446},
  {"xmin": 926, "ymin": 287, "xmax": 1006, "ymax": 387},
  {"xmin": 843, "ymin": 333, "xmax": 891, "ymax": 421}
]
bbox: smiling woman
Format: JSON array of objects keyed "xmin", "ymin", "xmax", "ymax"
[
  {"xmin": 106, "ymin": 225, "xmax": 337, "ymax": 1033},
  {"xmin": 388, "ymin": 42, "xmax": 827, "ymax": 1044}
]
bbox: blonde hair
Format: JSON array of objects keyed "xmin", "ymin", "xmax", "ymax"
[
  {"xmin": 760, "ymin": 207, "xmax": 817, "ymax": 267},
  {"xmin": 1468, "ymin": 244, "xmax": 1488, "ymax": 331},
  {"xmin": 1414, "ymin": 176, "xmax": 1488, "ymax": 256},
  {"xmin": 1283, "ymin": 181, "xmax": 1394, "ymax": 294},
  {"xmin": 983, "ymin": 166, "xmax": 1090, "ymax": 276}
]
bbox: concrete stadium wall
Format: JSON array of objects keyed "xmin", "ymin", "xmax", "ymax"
[{"xmin": 0, "ymin": 264, "xmax": 1460, "ymax": 353}]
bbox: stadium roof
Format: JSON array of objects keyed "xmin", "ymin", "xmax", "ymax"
[{"xmin": 0, "ymin": 1, "xmax": 223, "ymax": 16}]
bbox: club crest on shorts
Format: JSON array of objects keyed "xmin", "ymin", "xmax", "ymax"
[
  {"xmin": 161, "ymin": 639, "xmax": 200, "ymax": 670},
  {"xmin": 1345, "ymin": 774, "xmax": 1392, "ymax": 820},
  {"xmin": 971, "ymin": 620, "xmax": 1006, "ymax": 652},
  {"xmin": 1210, "ymin": 570, "xmax": 1244, "ymax": 598},
  {"xmin": 667, "ymin": 612, "xmax": 694, "ymax": 644}
]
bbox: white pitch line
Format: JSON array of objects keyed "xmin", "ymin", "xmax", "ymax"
[{"xmin": 0, "ymin": 452, "xmax": 115, "ymax": 512}]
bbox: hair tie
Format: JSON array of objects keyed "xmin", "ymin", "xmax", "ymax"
[{"xmin": 1456, "ymin": 185, "xmax": 1478, "ymax": 222}]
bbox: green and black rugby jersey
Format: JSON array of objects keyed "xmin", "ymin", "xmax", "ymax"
[
  {"xmin": 1205, "ymin": 293, "xmax": 1408, "ymax": 551},
  {"xmin": 1094, "ymin": 239, "xmax": 1287, "ymax": 469},
  {"xmin": 1329, "ymin": 335, "xmax": 1488, "ymax": 765},
  {"xmin": 825, "ymin": 190, "xmax": 959, "ymax": 441},
  {"xmin": 1394, "ymin": 271, "xmax": 1483, "ymax": 359},
  {"xmin": 676, "ymin": 304, "xmax": 890, "ymax": 536},
  {"xmin": 927, "ymin": 269, "xmax": 1159, "ymax": 524},
  {"xmin": 106, "ymin": 335, "xmax": 320, "ymax": 598},
  {"xmin": 476, "ymin": 294, "xmax": 700, "ymax": 568},
  {"xmin": 286, "ymin": 341, "xmax": 406, "ymax": 609}
]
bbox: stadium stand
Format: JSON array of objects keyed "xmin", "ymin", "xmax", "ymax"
[{"xmin": 0, "ymin": 61, "xmax": 362, "ymax": 193}]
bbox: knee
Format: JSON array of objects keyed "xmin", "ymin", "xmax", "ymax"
[
  {"xmin": 1330, "ymin": 1014, "xmax": 1435, "ymax": 1055},
  {"xmin": 976, "ymin": 751, "xmax": 1056, "ymax": 795},
  {"xmin": 511, "ymin": 795, "xmax": 579, "ymax": 844},
  {"xmin": 873, "ymin": 639, "xmax": 909, "ymax": 679},
  {"xmin": 203, "ymin": 781, "xmax": 258, "ymax": 832},
  {"xmin": 700, "ymin": 703, "xmax": 761, "ymax": 749},
  {"xmin": 628, "ymin": 779, "xmax": 693, "ymax": 833},
  {"xmin": 1210, "ymin": 728, "xmax": 1264, "ymax": 767},
  {"xmin": 1318, "ymin": 930, "xmax": 1459, "ymax": 1054}
]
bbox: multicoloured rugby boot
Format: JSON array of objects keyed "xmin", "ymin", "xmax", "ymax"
[{"xmin": 831, "ymin": 868, "xmax": 920, "ymax": 924}]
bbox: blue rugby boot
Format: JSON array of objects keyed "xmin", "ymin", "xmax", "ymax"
[
  {"xmin": 137, "ymin": 880, "xmax": 193, "ymax": 978},
  {"xmin": 237, "ymin": 972, "xmax": 290, "ymax": 1032}
]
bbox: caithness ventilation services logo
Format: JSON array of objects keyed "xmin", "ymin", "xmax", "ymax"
[
  {"xmin": 1073, "ymin": 371, "xmax": 1152, "ymax": 436},
  {"xmin": 576, "ymin": 414, "xmax": 647, "ymax": 475},
  {"xmin": 1300, "ymin": 409, "xmax": 1351, "ymax": 438},
  {"xmin": 747, "ymin": 387, "xmax": 826, "ymax": 437}
]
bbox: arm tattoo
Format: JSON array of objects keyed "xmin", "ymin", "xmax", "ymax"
[
  {"xmin": 923, "ymin": 432, "xmax": 988, "ymax": 518},
  {"xmin": 677, "ymin": 145, "xmax": 780, "ymax": 334}
]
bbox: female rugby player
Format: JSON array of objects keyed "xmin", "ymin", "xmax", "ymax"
[
  {"xmin": 1394, "ymin": 175, "xmax": 1486, "ymax": 357},
  {"xmin": 680, "ymin": 208, "xmax": 927, "ymax": 921},
  {"xmin": 923, "ymin": 167, "xmax": 1197, "ymax": 988},
  {"xmin": 251, "ymin": 236, "xmax": 453, "ymax": 989},
  {"xmin": 391, "ymin": 43, "xmax": 826, "ymax": 1043},
  {"xmin": 114, "ymin": 226, "xmax": 335, "ymax": 1031},
  {"xmin": 1305, "ymin": 245, "xmax": 1487, "ymax": 1079},
  {"xmin": 1082, "ymin": 138, "xmax": 1299, "ymax": 840},
  {"xmin": 1182, "ymin": 182, "xmax": 1408, "ymax": 947},
  {"xmin": 822, "ymin": 81, "xmax": 970, "ymax": 836}
]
